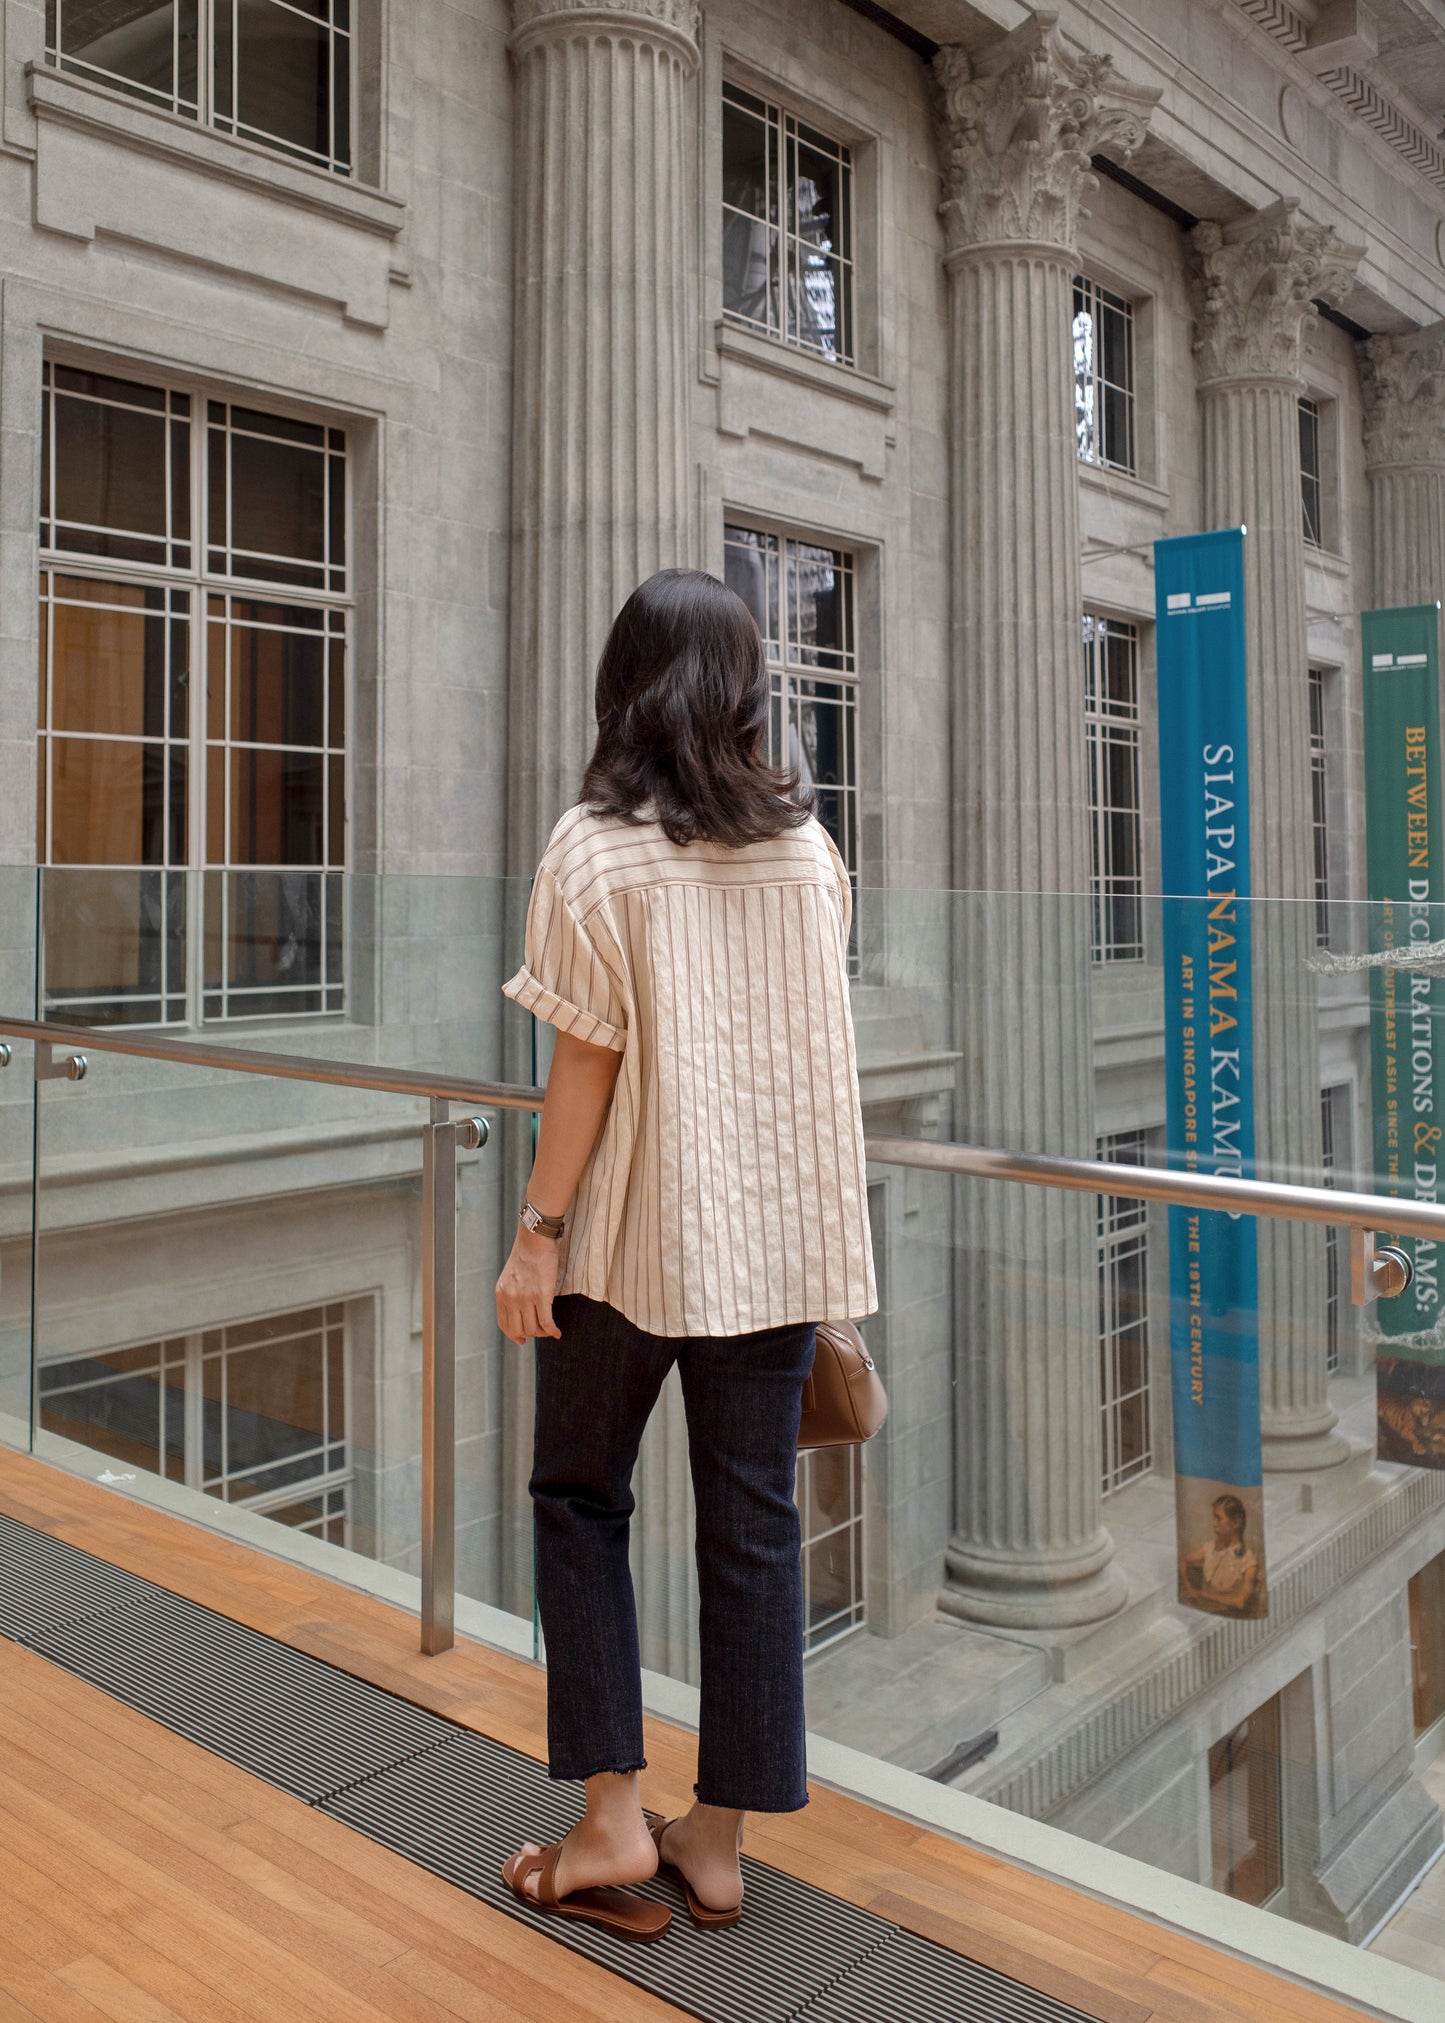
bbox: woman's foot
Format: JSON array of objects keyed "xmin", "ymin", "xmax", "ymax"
[
  {"xmin": 655, "ymin": 1804, "xmax": 745, "ymax": 1914},
  {"xmin": 511, "ymin": 1814, "xmax": 658, "ymax": 1902}
]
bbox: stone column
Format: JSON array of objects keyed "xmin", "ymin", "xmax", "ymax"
[
  {"xmin": 934, "ymin": 17, "xmax": 1155, "ymax": 1627},
  {"xmin": 1189, "ymin": 202, "xmax": 1362, "ymax": 1470},
  {"xmin": 1359, "ymin": 324, "xmax": 1445, "ymax": 609},
  {"xmin": 499, "ymin": 0, "xmax": 699, "ymax": 1619},
  {"xmin": 506, "ymin": 0, "xmax": 698, "ymax": 874}
]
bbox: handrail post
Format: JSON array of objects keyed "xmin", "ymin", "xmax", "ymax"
[{"xmin": 421, "ymin": 1096, "xmax": 456, "ymax": 1655}]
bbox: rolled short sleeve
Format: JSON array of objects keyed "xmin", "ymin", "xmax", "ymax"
[{"xmin": 503, "ymin": 864, "xmax": 628, "ymax": 1052}]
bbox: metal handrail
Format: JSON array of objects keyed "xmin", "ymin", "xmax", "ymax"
[
  {"xmin": 1, "ymin": 1015, "xmax": 1438, "ymax": 1241},
  {"xmin": 6, "ymin": 1012, "xmax": 1438, "ymax": 1660}
]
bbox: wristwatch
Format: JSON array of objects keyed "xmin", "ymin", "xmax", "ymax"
[{"xmin": 519, "ymin": 1198, "xmax": 566, "ymax": 1238}]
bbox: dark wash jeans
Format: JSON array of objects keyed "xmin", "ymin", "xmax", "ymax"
[{"xmin": 531, "ymin": 1293, "xmax": 816, "ymax": 1813}]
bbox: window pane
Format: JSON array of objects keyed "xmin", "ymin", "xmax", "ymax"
[
  {"xmin": 41, "ymin": 867, "xmax": 186, "ymax": 1026},
  {"xmin": 47, "ymin": 578, "xmax": 174, "ymax": 739},
  {"xmin": 50, "ymin": 380, "xmax": 171, "ymax": 561},
  {"xmin": 723, "ymin": 524, "xmax": 779, "ymax": 653},
  {"xmin": 215, "ymin": 0, "xmax": 349, "ymax": 170},
  {"xmin": 227, "ymin": 748, "xmax": 326, "ymax": 864},
  {"xmin": 1209, "ymin": 1698, "xmax": 1283, "ymax": 1905},
  {"xmin": 788, "ymin": 545, "xmax": 851, "ymax": 668},
  {"xmin": 49, "ymin": 0, "xmax": 198, "ymax": 117},
  {"xmin": 213, "ymin": 417, "xmax": 330, "ymax": 585},
  {"xmin": 722, "ymin": 89, "xmax": 778, "ymax": 335},
  {"xmin": 207, "ymin": 869, "xmax": 329, "ymax": 1015},
  {"xmin": 38, "ymin": 1341, "xmax": 187, "ymax": 1480},
  {"xmin": 49, "ymin": 738, "xmax": 183, "ymax": 866},
  {"xmin": 223, "ymin": 604, "xmax": 329, "ymax": 747}
]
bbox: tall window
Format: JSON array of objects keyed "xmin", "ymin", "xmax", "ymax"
[
  {"xmin": 39, "ymin": 360, "xmax": 349, "ymax": 1026},
  {"xmin": 722, "ymin": 522, "xmax": 858, "ymax": 881},
  {"xmin": 1084, "ymin": 615, "xmax": 1143, "ymax": 962},
  {"xmin": 38, "ymin": 1303, "xmax": 352, "ymax": 1543},
  {"xmin": 722, "ymin": 82, "xmax": 854, "ymax": 365},
  {"xmin": 1098, "ymin": 1130, "xmax": 1152, "ymax": 1495},
  {"xmin": 1322, "ymin": 1087, "xmax": 1343, "ymax": 1376},
  {"xmin": 1309, "ymin": 665, "xmax": 1330, "ymax": 948},
  {"xmin": 45, "ymin": 2, "xmax": 354, "ymax": 176},
  {"xmin": 1209, "ymin": 1693, "xmax": 1284, "ymax": 1906},
  {"xmin": 1300, "ymin": 396, "xmax": 1323, "ymax": 546},
  {"xmin": 1073, "ymin": 276, "xmax": 1135, "ymax": 474},
  {"xmin": 796, "ymin": 1446, "xmax": 864, "ymax": 1653},
  {"xmin": 1409, "ymin": 1550, "xmax": 1445, "ymax": 1737}
]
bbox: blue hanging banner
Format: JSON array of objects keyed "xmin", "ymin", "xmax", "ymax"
[{"xmin": 1154, "ymin": 526, "xmax": 1266, "ymax": 1619}]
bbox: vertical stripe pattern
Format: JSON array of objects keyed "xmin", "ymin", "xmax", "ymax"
[{"xmin": 505, "ymin": 805, "xmax": 877, "ymax": 1336}]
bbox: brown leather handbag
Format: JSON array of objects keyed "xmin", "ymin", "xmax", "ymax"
[{"xmin": 798, "ymin": 1319, "xmax": 888, "ymax": 1449}]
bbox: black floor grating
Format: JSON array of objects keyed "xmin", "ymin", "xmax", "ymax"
[{"xmin": 0, "ymin": 1509, "xmax": 1101, "ymax": 2023}]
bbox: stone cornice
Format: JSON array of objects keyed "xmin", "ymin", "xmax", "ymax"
[
  {"xmin": 1188, "ymin": 199, "xmax": 1363, "ymax": 388},
  {"xmin": 932, "ymin": 12, "xmax": 1157, "ymax": 258},
  {"xmin": 510, "ymin": 0, "xmax": 700, "ymax": 54},
  {"xmin": 1359, "ymin": 322, "xmax": 1445, "ymax": 470}
]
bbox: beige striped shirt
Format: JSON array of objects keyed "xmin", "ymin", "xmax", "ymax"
[{"xmin": 504, "ymin": 803, "xmax": 877, "ymax": 1336}]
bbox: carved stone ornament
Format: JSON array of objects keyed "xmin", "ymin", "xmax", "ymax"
[
  {"xmin": 1359, "ymin": 323, "xmax": 1445, "ymax": 468},
  {"xmin": 1188, "ymin": 199, "xmax": 1363, "ymax": 387},
  {"xmin": 932, "ymin": 13, "xmax": 1158, "ymax": 256},
  {"xmin": 510, "ymin": 0, "xmax": 700, "ymax": 49}
]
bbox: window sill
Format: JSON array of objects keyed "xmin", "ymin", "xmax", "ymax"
[
  {"xmin": 1303, "ymin": 541, "xmax": 1351, "ymax": 579},
  {"xmin": 1078, "ymin": 460, "xmax": 1171, "ymax": 516},
  {"xmin": 716, "ymin": 318, "xmax": 894, "ymax": 410},
  {"xmin": 714, "ymin": 319, "xmax": 897, "ymax": 480},
  {"xmin": 26, "ymin": 64, "xmax": 405, "ymax": 327}
]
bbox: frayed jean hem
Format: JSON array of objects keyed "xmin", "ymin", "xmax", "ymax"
[{"xmin": 548, "ymin": 1757, "xmax": 648, "ymax": 1782}]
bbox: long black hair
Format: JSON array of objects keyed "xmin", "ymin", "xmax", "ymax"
[{"xmin": 579, "ymin": 569, "xmax": 813, "ymax": 847}]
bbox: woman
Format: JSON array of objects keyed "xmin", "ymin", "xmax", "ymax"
[
  {"xmin": 495, "ymin": 568, "xmax": 875, "ymax": 1941},
  {"xmin": 1181, "ymin": 1493, "xmax": 1262, "ymax": 1617}
]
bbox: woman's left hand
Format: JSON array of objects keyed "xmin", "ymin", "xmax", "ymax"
[{"xmin": 496, "ymin": 1226, "xmax": 564, "ymax": 1344}]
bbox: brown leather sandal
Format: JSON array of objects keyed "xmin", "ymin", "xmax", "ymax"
[
  {"xmin": 646, "ymin": 1816, "xmax": 743, "ymax": 1930},
  {"xmin": 500, "ymin": 1841, "xmax": 672, "ymax": 1942}
]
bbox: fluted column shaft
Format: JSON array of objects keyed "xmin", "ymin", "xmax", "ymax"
[
  {"xmin": 507, "ymin": 0, "xmax": 697, "ymax": 874},
  {"xmin": 1369, "ymin": 467, "xmax": 1445, "ymax": 608},
  {"xmin": 499, "ymin": 1, "xmax": 698, "ymax": 1620},
  {"xmin": 1191, "ymin": 203, "xmax": 1361, "ymax": 1469},
  {"xmin": 934, "ymin": 19, "xmax": 1156, "ymax": 1627}
]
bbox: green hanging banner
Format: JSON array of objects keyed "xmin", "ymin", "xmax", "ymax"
[{"xmin": 1362, "ymin": 603, "xmax": 1445, "ymax": 1468}]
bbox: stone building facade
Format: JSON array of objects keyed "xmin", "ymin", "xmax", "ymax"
[{"xmin": 2, "ymin": 0, "xmax": 1445, "ymax": 1959}]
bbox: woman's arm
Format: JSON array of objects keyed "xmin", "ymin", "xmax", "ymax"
[{"xmin": 494, "ymin": 1030, "xmax": 624, "ymax": 1345}]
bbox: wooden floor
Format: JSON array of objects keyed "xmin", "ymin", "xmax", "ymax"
[{"xmin": 0, "ymin": 1446, "xmax": 1378, "ymax": 2023}]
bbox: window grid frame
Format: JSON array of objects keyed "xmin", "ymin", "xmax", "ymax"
[
  {"xmin": 38, "ymin": 354, "xmax": 353, "ymax": 1030},
  {"xmin": 36, "ymin": 1301, "xmax": 353, "ymax": 1548},
  {"xmin": 1309, "ymin": 664, "xmax": 1330, "ymax": 949},
  {"xmin": 1073, "ymin": 274, "xmax": 1137, "ymax": 477},
  {"xmin": 721, "ymin": 518, "xmax": 861, "ymax": 897},
  {"xmin": 1098, "ymin": 1127, "xmax": 1153, "ymax": 1497},
  {"xmin": 1300, "ymin": 395, "xmax": 1323, "ymax": 548},
  {"xmin": 796, "ymin": 1442, "xmax": 866, "ymax": 1654},
  {"xmin": 721, "ymin": 80, "xmax": 856, "ymax": 369},
  {"xmin": 1084, "ymin": 614, "xmax": 1145, "ymax": 964},
  {"xmin": 1322, "ymin": 1086, "xmax": 1342, "ymax": 1376},
  {"xmin": 45, "ymin": 0, "xmax": 355, "ymax": 179}
]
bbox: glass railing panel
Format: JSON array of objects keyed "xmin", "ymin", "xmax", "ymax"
[
  {"xmin": 20, "ymin": 1035, "xmax": 533, "ymax": 1646},
  {"xmin": 0, "ymin": 867, "xmax": 38, "ymax": 1441}
]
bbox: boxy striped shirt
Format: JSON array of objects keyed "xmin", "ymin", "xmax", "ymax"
[{"xmin": 504, "ymin": 802, "xmax": 877, "ymax": 1337}]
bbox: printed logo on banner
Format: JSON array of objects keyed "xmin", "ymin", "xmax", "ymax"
[
  {"xmin": 1362, "ymin": 604, "xmax": 1445, "ymax": 1469},
  {"xmin": 1154, "ymin": 527, "xmax": 1267, "ymax": 1619}
]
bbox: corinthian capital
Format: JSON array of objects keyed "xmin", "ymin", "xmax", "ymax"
[
  {"xmin": 1188, "ymin": 200, "xmax": 1363, "ymax": 387},
  {"xmin": 1359, "ymin": 323, "xmax": 1445, "ymax": 469},
  {"xmin": 510, "ymin": 0, "xmax": 700, "ymax": 55},
  {"xmin": 932, "ymin": 13, "xmax": 1157, "ymax": 257}
]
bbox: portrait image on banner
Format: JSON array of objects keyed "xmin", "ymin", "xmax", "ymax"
[
  {"xmin": 1362, "ymin": 603, "xmax": 1445, "ymax": 1470},
  {"xmin": 1154, "ymin": 527, "xmax": 1266, "ymax": 1617}
]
